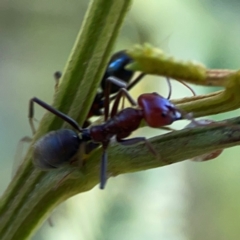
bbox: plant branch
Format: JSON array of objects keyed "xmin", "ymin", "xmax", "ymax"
[
  {"xmin": 127, "ymin": 44, "xmax": 240, "ymax": 118},
  {"xmin": 0, "ymin": 0, "xmax": 132, "ymax": 239},
  {"xmin": 1, "ymin": 12, "xmax": 240, "ymax": 240},
  {"xmin": 3, "ymin": 115, "xmax": 240, "ymax": 240}
]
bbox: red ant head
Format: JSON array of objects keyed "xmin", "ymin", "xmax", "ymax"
[{"xmin": 138, "ymin": 92, "xmax": 182, "ymax": 128}]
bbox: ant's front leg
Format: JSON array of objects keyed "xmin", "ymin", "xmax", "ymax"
[{"xmin": 99, "ymin": 142, "xmax": 110, "ymax": 189}]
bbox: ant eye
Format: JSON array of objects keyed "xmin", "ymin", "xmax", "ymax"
[{"xmin": 161, "ymin": 112, "xmax": 167, "ymax": 118}]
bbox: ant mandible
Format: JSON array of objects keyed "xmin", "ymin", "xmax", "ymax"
[{"xmin": 30, "ymin": 77, "xmax": 183, "ymax": 189}]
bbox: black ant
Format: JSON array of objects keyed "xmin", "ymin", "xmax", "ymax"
[
  {"xmin": 30, "ymin": 77, "xmax": 184, "ymax": 189},
  {"xmin": 55, "ymin": 50, "xmax": 195, "ymax": 127},
  {"xmin": 54, "ymin": 50, "xmax": 146, "ymax": 127}
]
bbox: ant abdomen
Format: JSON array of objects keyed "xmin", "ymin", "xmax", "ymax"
[
  {"xmin": 33, "ymin": 129, "xmax": 81, "ymax": 170},
  {"xmin": 101, "ymin": 50, "xmax": 134, "ymax": 93}
]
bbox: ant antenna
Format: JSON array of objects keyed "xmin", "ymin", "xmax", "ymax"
[
  {"xmin": 166, "ymin": 77, "xmax": 172, "ymax": 99},
  {"xmin": 176, "ymin": 79, "xmax": 196, "ymax": 96}
]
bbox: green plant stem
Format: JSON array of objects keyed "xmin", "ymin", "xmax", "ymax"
[
  {"xmin": 127, "ymin": 44, "xmax": 238, "ymax": 86},
  {"xmin": 3, "ymin": 115, "xmax": 240, "ymax": 240},
  {"xmin": 2, "ymin": 9, "xmax": 240, "ymax": 240},
  {"xmin": 127, "ymin": 44, "xmax": 240, "ymax": 118},
  {"xmin": 0, "ymin": 0, "xmax": 132, "ymax": 239}
]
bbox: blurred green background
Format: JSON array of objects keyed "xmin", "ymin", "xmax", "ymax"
[{"xmin": 1, "ymin": 0, "xmax": 240, "ymax": 239}]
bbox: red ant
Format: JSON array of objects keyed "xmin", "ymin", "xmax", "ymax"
[{"xmin": 30, "ymin": 77, "xmax": 184, "ymax": 189}]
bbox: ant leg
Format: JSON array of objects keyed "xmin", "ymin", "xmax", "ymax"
[
  {"xmin": 110, "ymin": 74, "xmax": 173, "ymax": 100},
  {"xmin": 29, "ymin": 72, "xmax": 63, "ymax": 135},
  {"xmin": 108, "ymin": 73, "xmax": 146, "ymax": 104},
  {"xmin": 99, "ymin": 145, "xmax": 108, "ymax": 189},
  {"xmin": 117, "ymin": 137, "xmax": 158, "ymax": 158},
  {"xmin": 29, "ymin": 97, "xmax": 82, "ymax": 133},
  {"xmin": 110, "ymin": 88, "xmax": 137, "ymax": 118},
  {"xmin": 54, "ymin": 71, "xmax": 62, "ymax": 91},
  {"xmin": 126, "ymin": 73, "xmax": 196, "ymax": 99},
  {"xmin": 103, "ymin": 74, "xmax": 143, "ymax": 122},
  {"xmin": 125, "ymin": 73, "xmax": 146, "ymax": 91},
  {"xmin": 107, "ymin": 73, "xmax": 146, "ymax": 115},
  {"xmin": 120, "ymin": 93, "xmax": 126, "ymax": 111},
  {"xmin": 125, "ymin": 73, "xmax": 174, "ymax": 100},
  {"xmin": 104, "ymin": 76, "xmax": 128, "ymax": 121}
]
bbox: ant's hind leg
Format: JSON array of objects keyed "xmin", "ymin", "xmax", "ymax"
[
  {"xmin": 126, "ymin": 73, "xmax": 145, "ymax": 92},
  {"xmin": 117, "ymin": 137, "xmax": 159, "ymax": 158},
  {"xmin": 99, "ymin": 148, "xmax": 108, "ymax": 189}
]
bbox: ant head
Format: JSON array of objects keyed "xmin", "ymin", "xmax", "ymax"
[{"xmin": 138, "ymin": 92, "xmax": 182, "ymax": 128}]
